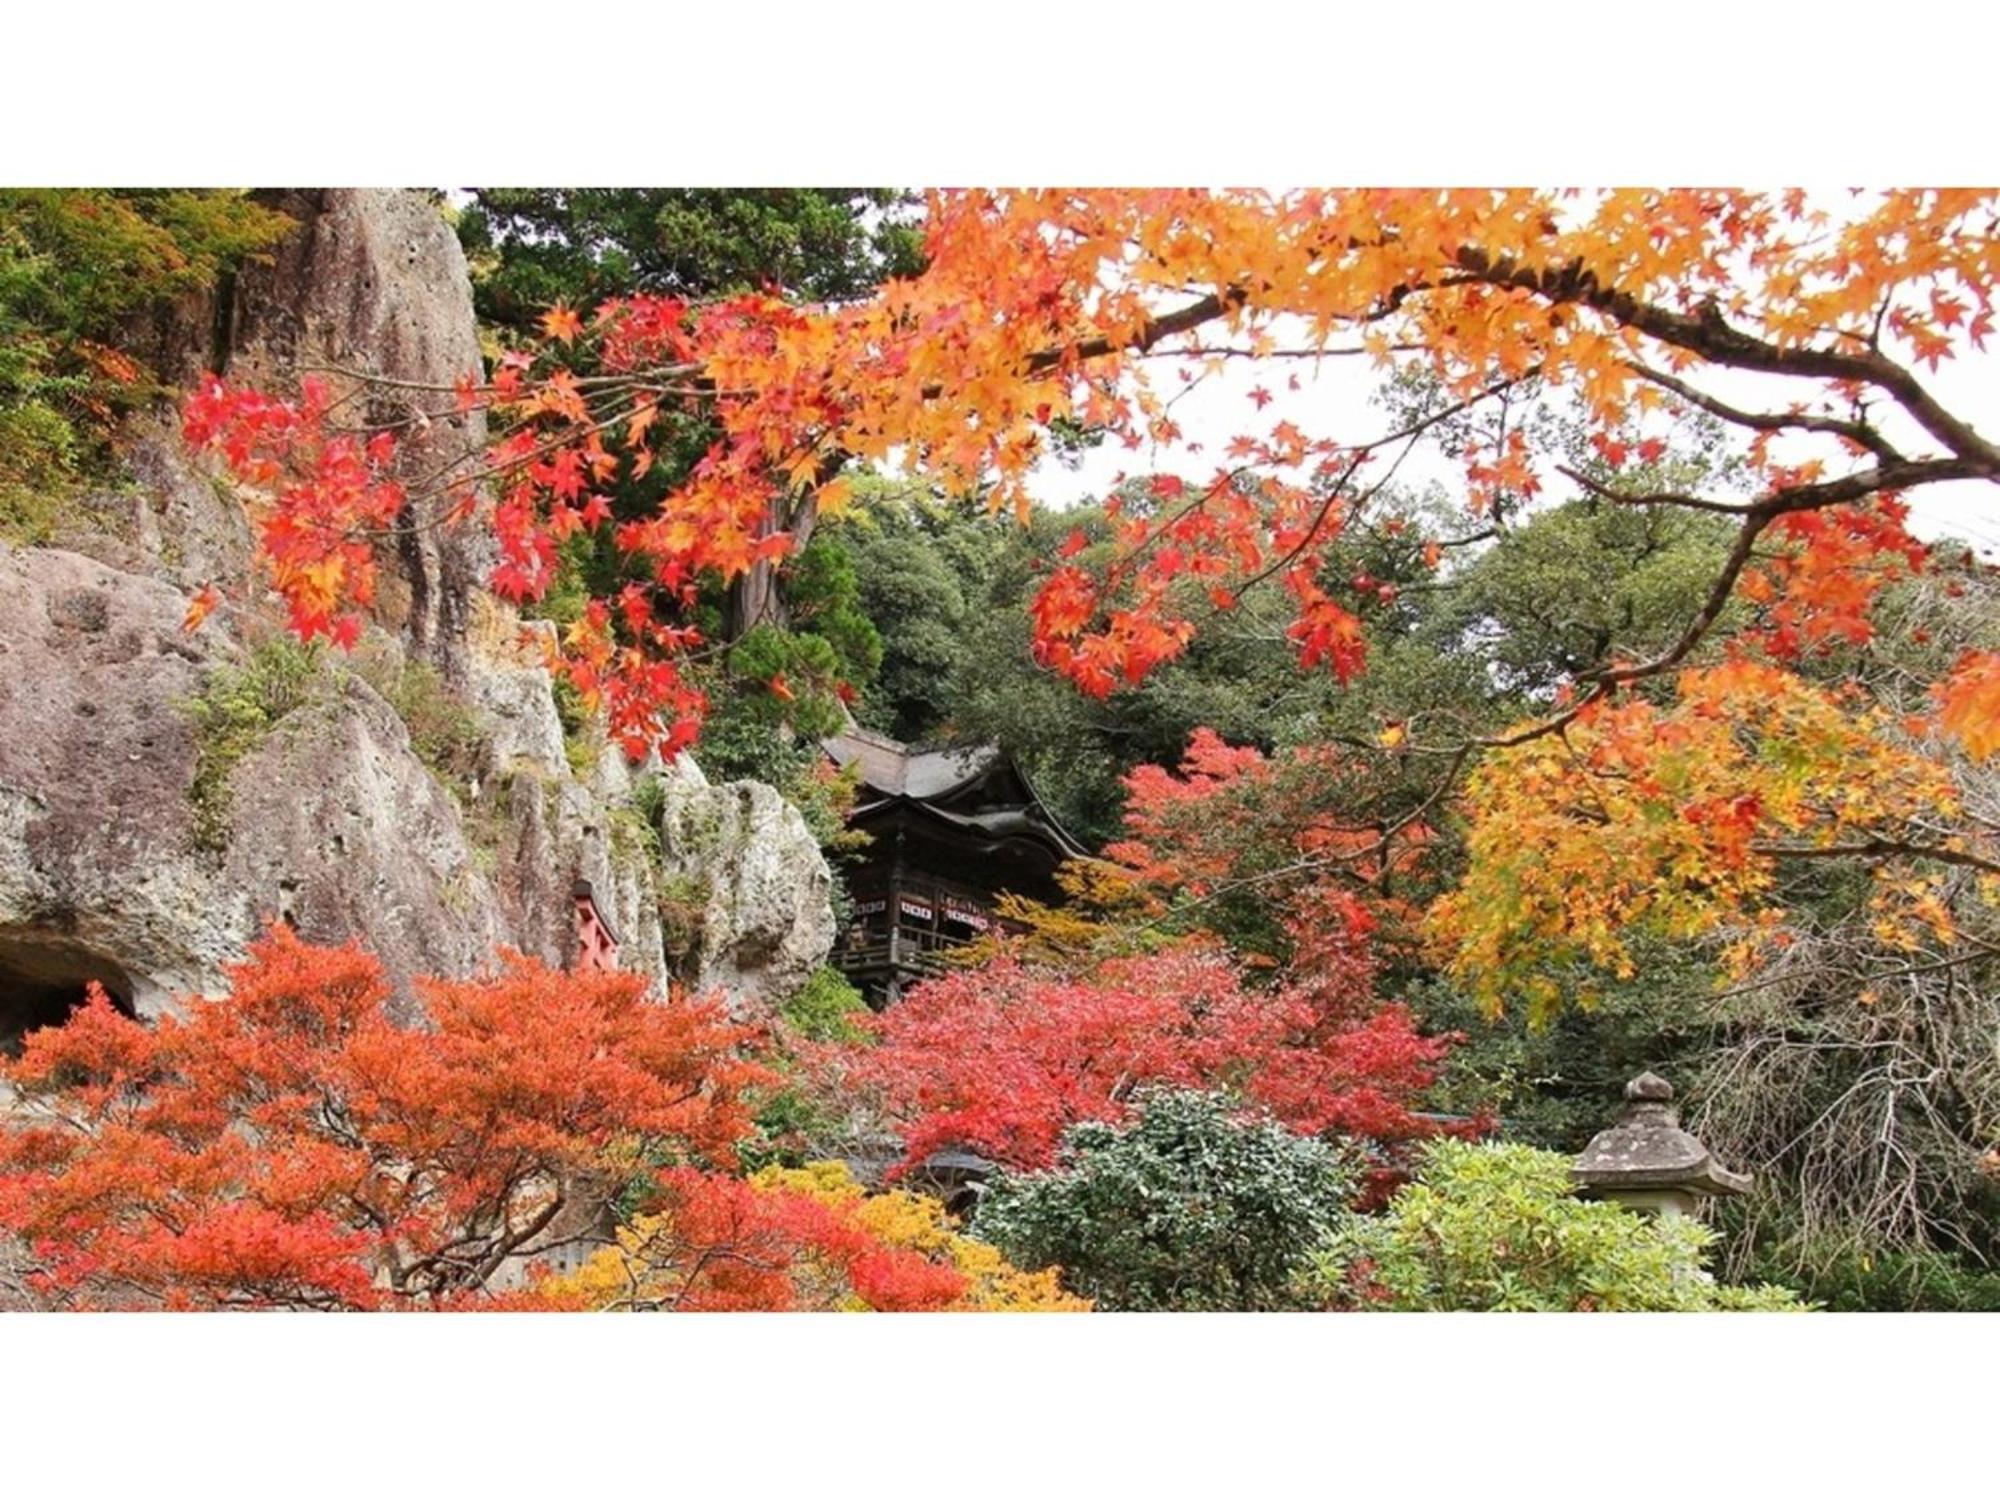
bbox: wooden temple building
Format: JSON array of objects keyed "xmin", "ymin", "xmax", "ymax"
[{"xmin": 822, "ymin": 727, "xmax": 1087, "ymax": 1006}]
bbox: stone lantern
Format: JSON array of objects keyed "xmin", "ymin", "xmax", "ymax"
[{"xmin": 1572, "ymin": 1072, "xmax": 1751, "ymax": 1218}]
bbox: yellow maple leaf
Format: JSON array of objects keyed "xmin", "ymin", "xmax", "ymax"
[{"xmin": 816, "ymin": 475, "xmax": 854, "ymax": 518}]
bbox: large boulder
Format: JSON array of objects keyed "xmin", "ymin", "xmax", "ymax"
[
  {"xmin": 0, "ymin": 538, "xmax": 833, "ymax": 1024},
  {"xmin": 221, "ymin": 190, "xmax": 496, "ymax": 679},
  {"xmin": 659, "ymin": 764, "xmax": 837, "ymax": 1015},
  {"xmin": 123, "ymin": 189, "xmax": 496, "ymax": 676},
  {"xmin": 0, "ymin": 546, "xmax": 232, "ymax": 1020}
]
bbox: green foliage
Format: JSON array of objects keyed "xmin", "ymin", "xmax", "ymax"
[
  {"xmin": 655, "ymin": 871, "xmax": 711, "ymax": 968},
  {"xmin": 723, "ymin": 624, "xmax": 850, "ymax": 742},
  {"xmin": 607, "ymin": 801, "xmax": 663, "ymax": 870},
  {"xmin": 0, "ymin": 190, "xmax": 293, "ymax": 334},
  {"xmin": 0, "ymin": 402, "xmax": 77, "ymax": 543},
  {"xmin": 1413, "ymin": 937, "xmax": 1721, "ymax": 1152},
  {"xmin": 183, "ymin": 637, "xmax": 327, "ymax": 852},
  {"xmin": 736, "ymin": 968, "xmax": 875, "ymax": 1173},
  {"xmin": 785, "ymin": 535, "xmax": 884, "ymax": 683},
  {"xmin": 1421, "ymin": 495, "xmax": 1739, "ymax": 699},
  {"xmin": 629, "ymin": 772, "xmax": 668, "ymax": 833},
  {"xmin": 1752, "ymin": 1243, "xmax": 2000, "ymax": 1313},
  {"xmin": 457, "ymin": 189, "xmax": 925, "ymax": 329},
  {"xmin": 690, "ymin": 536, "xmax": 885, "ymax": 761},
  {"xmin": 827, "ymin": 480, "xmax": 1000, "ymax": 743},
  {"xmin": 0, "ymin": 190, "xmax": 293, "ymax": 511},
  {"xmin": 1303, "ymin": 1140, "xmax": 1807, "ymax": 1311},
  {"xmin": 973, "ymin": 1088, "xmax": 1358, "ymax": 1311},
  {"xmin": 777, "ymin": 965, "xmax": 870, "ymax": 1044},
  {"xmin": 834, "ymin": 486, "xmax": 1311, "ymax": 843},
  {"xmin": 812, "ymin": 436, "xmax": 1744, "ymax": 850}
]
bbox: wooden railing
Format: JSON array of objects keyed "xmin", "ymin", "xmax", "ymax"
[{"xmin": 833, "ymin": 935, "xmax": 956, "ymax": 979}]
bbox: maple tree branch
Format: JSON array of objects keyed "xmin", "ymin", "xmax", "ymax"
[
  {"xmin": 1137, "ymin": 342, "xmax": 1420, "ymax": 361},
  {"xmin": 1229, "ymin": 456, "xmax": 1367, "ymax": 598},
  {"xmin": 1220, "ymin": 374, "xmax": 1530, "ymax": 602},
  {"xmin": 1626, "ymin": 361, "xmax": 1907, "ymax": 465},
  {"xmin": 1556, "ymin": 464, "xmax": 1754, "ymax": 516},
  {"xmin": 469, "ymin": 1190, "xmax": 568, "ymax": 1288},
  {"xmin": 1555, "ymin": 453, "xmax": 1988, "ymax": 707},
  {"xmin": 1010, "ymin": 287, "xmax": 1249, "ymax": 388},
  {"xmin": 1101, "ymin": 467, "xmax": 1252, "ymax": 590},
  {"xmin": 1749, "ymin": 838, "xmax": 2000, "ymax": 879},
  {"xmin": 1452, "ymin": 245, "xmax": 2000, "ymax": 472},
  {"xmin": 299, "ymin": 359, "xmax": 704, "ymax": 398},
  {"xmin": 1596, "ymin": 512, "xmax": 1770, "ymax": 689}
]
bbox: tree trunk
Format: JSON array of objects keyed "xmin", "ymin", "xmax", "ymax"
[{"xmin": 724, "ymin": 491, "xmax": 820, "ymax": 639}]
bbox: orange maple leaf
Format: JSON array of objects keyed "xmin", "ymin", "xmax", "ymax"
[
  {"xmin": 182, "ymin": 582, "xmax": 221, "ymax": 633},
  {"xmin": 539, "ymin": 304, "xmax": 584, "ymax": 345},
  {"xmin": 1937, "ymin": 651, "xmax": 2000, "ymax": 761}
]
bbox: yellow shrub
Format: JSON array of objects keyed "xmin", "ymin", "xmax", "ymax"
[{"xmin": 753, "ymin": 1161, "xmax": 1090, "ymax": 1312}]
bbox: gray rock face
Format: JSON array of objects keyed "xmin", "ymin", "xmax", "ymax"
[
  {"xmin": 660, "ymin": 765, "xmax": 837, "ymax": 1015},
  {"xmin": 220, "ymin": 671, "xmax": 507, "ymax": 1009},
  {"xmin": 122, "ymin": 189, "xmax": 496, "ymax": 676},
  {"xmin": 0, "ymin": 190, "xmax": 833, "ymax": 1032},
  {"xmin": 0, "ymin": 537, "xmax": 832, "ymax": 1023},
  {"xmin": 224, "ymin": 189, "xmax": 498, "ymax": 681},
  {"xmin": 0, "ymin": 546, "xmax": 232, "ymax": 1018}
]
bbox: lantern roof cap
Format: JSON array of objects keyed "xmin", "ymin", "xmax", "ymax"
[{"xmin": 1573, "ymin": 1073, "xmax": 1751, "ymax": 1199}]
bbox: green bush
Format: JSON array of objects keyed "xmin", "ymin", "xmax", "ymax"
[
  {"xmin": 738, "ymin": 968, "xmax": 873, "ymax": 1172},
  {"xmin": 1753, "ymin": 1243, "xmax": 2000, "ymax": 1313},
  {"xmin": 183, "ymin": 638, "xmax": 327, "ymax": 851},
  {"xmin": 1303, "ymin": 1139, "xmax": 1808, "ymax": 1312},
  {"xmin": 777, "ymin": 965, "xmax": 871, "ymax": 1043},
  {"xmin": 0, "ymin": 402, "xmax": 79, "ymax": 543},
  {"xmin": 973, "ymin": 1088, "xmax": 1358, "ymax": 1311}
]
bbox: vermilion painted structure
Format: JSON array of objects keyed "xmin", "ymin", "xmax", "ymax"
[{"xmin": 571, "ymin": 879, "xmax": 621, "ymax": 974}]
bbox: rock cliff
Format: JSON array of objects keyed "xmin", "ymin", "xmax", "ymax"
[{"xmin": 0, "ymin": 190, "xmax": 832, "ymax": 1037}]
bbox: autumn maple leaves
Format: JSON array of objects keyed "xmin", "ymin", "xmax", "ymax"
[
  {"xmin": 0, "ymin": 932, "xmax": 765, "ymax": 1309},
  {"xmin": 0, "ymin": 926, "xmax": 1445, "ymax": 1310},
  {"xmin": 179, "ymin": 189, "xmax": 2000, "ymax": 771}
]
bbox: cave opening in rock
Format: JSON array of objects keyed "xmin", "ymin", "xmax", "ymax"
[{"xmin": 0, "ymin": 934, "xmax": 137, "ymax": 1056}]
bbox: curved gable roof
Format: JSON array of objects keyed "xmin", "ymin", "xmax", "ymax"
[
  {"xmin": 821, "ymin": 727, "xmax": 1088, "ymax": 860},
  {"xmin": 823, "ymin": 727, "xmax": 996, "ymax": 800}
]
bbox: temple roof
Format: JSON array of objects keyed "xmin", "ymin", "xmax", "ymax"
[
  {"xmin": 823, "ymin": 726, "xmax": 1001, "ymax": 801},
  {"xmin": 821, "ymin": 726, "xmax": 1089, "ymax": 861}
]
